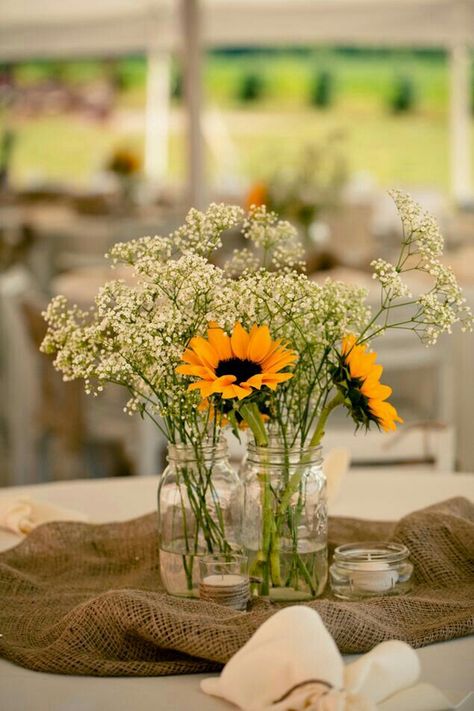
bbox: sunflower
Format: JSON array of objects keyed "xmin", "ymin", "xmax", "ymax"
[
  {"xmin": 177, "ymin": 322, "xmax": 297, "ymax": 400},
  {"xmin": 333, "ymin": 335, "xmax": 403, "ymax": 432}
]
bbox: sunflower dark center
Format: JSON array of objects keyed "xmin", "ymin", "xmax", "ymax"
[{"xmin": 215, "ymin": 357, "xmax": 262, "ymax": 383}]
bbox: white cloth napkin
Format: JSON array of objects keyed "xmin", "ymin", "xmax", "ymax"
[
  {"xmin": 0, "ymin": 496, "xmax": 88, "ymax": 536},
  {"xmin": 201, "ymin": 607, "xmax": 466, "ymax": 711},
  {"xmin": 323, "ymin": 448, "xmax": 350, "ymax": 506}
]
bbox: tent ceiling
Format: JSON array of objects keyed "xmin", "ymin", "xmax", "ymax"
[{"xmin": 1, "ymin": 0, "xmax": 473, "ymax": 60}]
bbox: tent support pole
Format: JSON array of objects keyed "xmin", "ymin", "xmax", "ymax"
[
  {"xmin": 145, "ymin": 48, "xmax": 171, "ymax": 186},
  {"xmin": 449, "ymin": 43, "xmax": 472, "ymax": 203},
  {"xmin": 181, "ymin": 0, "xmax": 205, "ymax": 209}
]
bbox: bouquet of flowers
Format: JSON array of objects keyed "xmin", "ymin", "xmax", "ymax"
[{"xmin": 41, "ymin": 192, "xmax": 472, "ymax": 599}]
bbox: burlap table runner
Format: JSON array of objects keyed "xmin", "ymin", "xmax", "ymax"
[{"xmin": 0, "ymin": 496, "xmax": 472, "ymax": 677}]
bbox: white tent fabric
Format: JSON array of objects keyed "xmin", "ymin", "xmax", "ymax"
[{"xmin": 1, "ymin": 0, "xmax": 473, "ymax": 60}]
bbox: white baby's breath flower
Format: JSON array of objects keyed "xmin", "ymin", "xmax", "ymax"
[
  {"xmin": 239, "ymin": 205, "xmax": 305, "ymax": 272},
  {"xmin": 370, "ymin": 258, "xmax": 412, "ymax": 299},
  {"xmin": 364, "ymin": 191, "xmax": 473, "ymax": 345},
  {"xmin": 389, "ymin": 189, "xmax": 443, "ymax": 259},
  {"xmin": 172, "ymin": 203, "xmax": 244, "ymax": 257},
  {"xmin": 40, "ymin": 193, "xmax": 471, "ymax": 447}
]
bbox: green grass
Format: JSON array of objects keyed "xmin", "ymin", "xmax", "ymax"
[
  {"xmin": 6, "ymin": 107, "xmax": 473, "ymax": 192},
  {"xmin": 227, "ymin": 108, "xmax": 463, "ymax": 190},
  {"xmin": 5, "ymin": 115, "xmax": 145, "ymax": 185},
  {"xmin": 203, "ymin": 50, "xmax": 450, "ymax": 112}
]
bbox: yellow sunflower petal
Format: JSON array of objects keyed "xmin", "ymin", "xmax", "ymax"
[
  {"xmin": 369, "ymin": 400, "xmax": 403, "ymax": 431},
  {"xmin": 176, "ymin": 364, "xmax": 215, "ymax": 379},
  {"xmin": 231, "ymin": 384, "xmax": 253, "ymax": 400},
  {"xmin": 361, "ymin": 380, "xmax": 392, "ymax": 401},
  {"xmin": 264, "ymin": 371, "xmax": 294, "ymax": 383},
  {"xmin": 207, "ymin": 323, "xmax": 232, "ymax": 361},
  {"xmin": 261, "ymin": 338, "xmax": 283, "ymax": 358},
  {"xmin": 189, "ymin": 336, "xmax": 219, "ymax": 370},
  {"xmin": 262, "ymin": 373, "xmax": 294, "ymax": 389},
  {"xmin": 188, "ymin": 381, "xmax": 215, "ymax": 398},
  {"xmin": 262, "ymin": 349, "xmax": 297, "ymax": 372},
  {"xmin": 230, "ymin": 323, "xmax": 250, "ymax": 360},
  {"xmin": 242, "ymin": 373, "xmax": 264, "ymax": 389},
  {"xmin": 349, "ymin": 354, "xmax": 380, "ymax": 381},
  {"xmin": 341, "ymin": 334, "xmax": 357, "ymax": 356},
  {"xmin": 209, "ymin": 374, "xmax": 237, "ymax": 395},
  {"xmin": 261, "ymin": 379, "xmax": 281, "ymax": 391},
  {"xmin": 220, "ymin": 383, "xmax": 252, "ymax": 400},
  {"xmin": 247, "ymin": 325, "xmax": 273, "ymax": 362},
  {"xmin": 344, "ymin": 345, "xmax": 366, "ymax": 368},
  {"xmin": 180, "ymin": 348, "xmax": 203, "ymax": 366}
]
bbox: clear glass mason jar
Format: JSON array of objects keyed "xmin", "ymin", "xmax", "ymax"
[
  {"xmin": 157, "ymin": 439, "xmax": 243, "ymax": 598},
  {"xmin": 242, "ymin": 442, "xmax": 328, "ymax": 601}
]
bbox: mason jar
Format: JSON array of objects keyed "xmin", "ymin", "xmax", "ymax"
[
  {"xmin": 242, "ymin": 442, "xmax": 328, "ymax": 601},
  {"xmin": 158, "ymin": 439, "xmax": 243, "ymax": 597}
]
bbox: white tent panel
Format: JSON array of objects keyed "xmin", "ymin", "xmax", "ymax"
[
  {"xmin": 207, "ymin": 0, "xmax": 474, "ymax": 49},
  {"xmin": 1, "ymin": 0, "xmax": 473, "ymax": 60},
  {"xmin": 0, "ymin": 1, "xmax": 176, "ymax": 59}
]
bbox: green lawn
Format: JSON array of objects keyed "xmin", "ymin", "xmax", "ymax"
[{"xmin": 6, "ymin": 106, "xmax": 473, "ymax": 193}]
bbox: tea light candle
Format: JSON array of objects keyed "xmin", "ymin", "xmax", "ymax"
[
  {"xmin": 329, "ymin": 542, "xmax": 413, "ymax": 600},
  {"xmin": 202, "ymin": 574, "xmax": 246, "ymax": 587},
  {"xmin": 349, "ymin": 561, "xmax": 398, "ymax": 593},
  {"xmin": 199, "ymin": 555, "xmax": 250, "ymax": 610}
]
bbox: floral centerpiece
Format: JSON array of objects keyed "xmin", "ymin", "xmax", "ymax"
[
  {"xmin": 106, "ymin": 146, "xmax": 142, "ymax": 206},
  {"xmin": 246, "ymin": 134, "xmax": 347, "ymax": 248},
  {"xmin": 41, "ymin": 192, "xmax": 472, "ymax": 600}
]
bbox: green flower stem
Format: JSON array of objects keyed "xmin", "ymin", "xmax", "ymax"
[
  {"xmin": 296, "ymin": 553, "xmax": 316, "ymax": 596},
  {"xmin": 182, "ymin": 554, "xmax": 194, "ymax": 592},
  {"xmin": 256, "ymin": 391, "xmax": 343, "ymax": 596},
  {"xmin": 275, "ymin": 393, "xmax": 344, "ymax": 527},
  {"xmin": 309, "ymin": 390, "xmax": 345, "ymax": 448},
  {"xmin": 239, "ymin": 401, "xmax": 276, "ymax": 593},
  {"xmin": 174, "ymin": 447, "xmax": 233, "ymax": 594},
  {"xmin": 241, "ymin": 398, "xmax": 338, "ymax": 597},
  {"xmin": 239, "ymin": 402, "xmax": 269, "ymax": 447},
  {"xmin": 260, "ymin": 473, "xmax": 272, "ymax": 595},
  {"xmin": 269, "ymin": 522, "xmax": 282, "ymax": 587},
  {"xmin": 176, "ymin": 476, "xmax": 194, "ymax": 593}
]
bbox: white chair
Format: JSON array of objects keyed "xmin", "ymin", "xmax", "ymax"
[{"xmin": 0, "ymin": 265, "xmax": 41, "ymax": 486}]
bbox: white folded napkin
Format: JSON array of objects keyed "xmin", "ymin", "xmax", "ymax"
[
  {"xmin": 323, "ymin": 448, "xmax": 350, "ymax": 506},
  {"xmin": 0, "ymin": 496, "xmax": 88, "ymax": 536},
  {"xmin": 201, "ymin": 607, "xmax": 465, "ymax": 711}
]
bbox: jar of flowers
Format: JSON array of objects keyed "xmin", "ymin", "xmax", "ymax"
[{"xmin": 41, "ymin": 193, "xmax": 472, "ymax": 600}]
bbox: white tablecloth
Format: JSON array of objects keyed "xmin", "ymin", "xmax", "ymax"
[{"xmin": 0, "ymin": 471, "xmax": 473, "ymax": 711}]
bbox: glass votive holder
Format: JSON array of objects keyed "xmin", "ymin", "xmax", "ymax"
[
  {"xmin": 199, "ymin": 554, "xmax": 250, "ymax": 611},
  {"xmin": 329, "ymin": 542, "xmax": 413, "ymax": 600}
]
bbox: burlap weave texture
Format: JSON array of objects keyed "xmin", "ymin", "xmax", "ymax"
[{"xmin": 0, "ymin": 496, "xmax": 472, "ymax": 676}]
